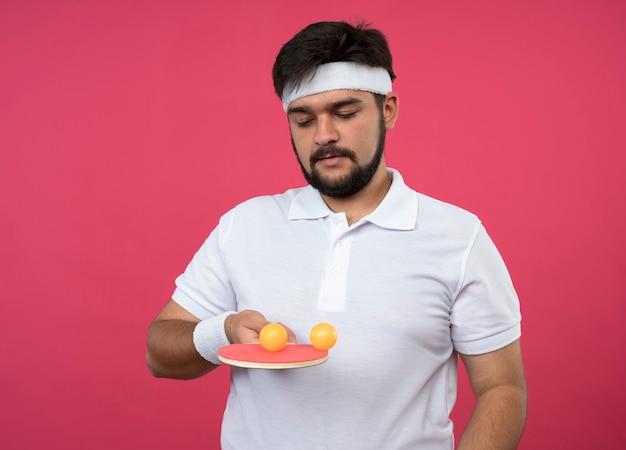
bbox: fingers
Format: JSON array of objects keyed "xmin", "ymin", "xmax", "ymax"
[
  {"xmin": 224, "ymin": 310, "xmax": 298, "ymax": 344},
  {"xmin": 225, "ymin": 310, "xmax": 267, "ymax": 344},
  {"xmin": 278, "ymin": 323, "xmax": 298, "ymax": 343}
]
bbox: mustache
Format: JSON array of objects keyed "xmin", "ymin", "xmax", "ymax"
[{"xmin": 310, "ymin": 145, "xmax": 357, "ymax": 165}]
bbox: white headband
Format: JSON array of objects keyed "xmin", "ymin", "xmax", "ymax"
[{"xmin": 281, "ymin": 61, "xmax": 393, "ymax": 112}]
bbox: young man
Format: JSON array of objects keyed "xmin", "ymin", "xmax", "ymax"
[{"xmin": 146, "ymin": 21, "xmax": 527, "ymax": 449}]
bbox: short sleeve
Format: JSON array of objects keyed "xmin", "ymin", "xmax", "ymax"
[
  {"xmin": 171, "ymin": 212, "xmax": 238, "ymax": 319},
  {"xmin": 450, "ymin": 225, "xmax": 521, "ymax": 355}
]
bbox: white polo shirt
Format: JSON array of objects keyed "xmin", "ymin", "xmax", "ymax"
[{"xmin": 173, "ymin": 169, "xmax": 521, "ymax": 449}]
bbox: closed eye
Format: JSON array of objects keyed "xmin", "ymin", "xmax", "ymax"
[
  {"xmin": 336, "ymin": 111, "xmax": 357, "ymax": 119},
  {"xmin": 295, "ymin": 118, "xmax": 314, "ymax": 128}
]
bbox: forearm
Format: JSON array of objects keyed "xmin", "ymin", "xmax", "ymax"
[
  {"xmin": 146, "ymin": 319, "xmax": 217, "ymax": 380},
  {"xmin": 457, "ymin": 385, "xmax": 527, "ymax": 450}
]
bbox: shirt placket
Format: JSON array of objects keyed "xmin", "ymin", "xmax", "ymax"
[{"xmin": 317, "ymin": 213, "xmax": 353, "ymax": 312}]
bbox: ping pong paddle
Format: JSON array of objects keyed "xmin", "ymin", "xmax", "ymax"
[{"xmin": 218, "ymin": 343, "xmax": 328, "ymax": 369}]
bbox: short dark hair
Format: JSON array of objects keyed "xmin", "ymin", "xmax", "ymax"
[{"xmin": 272, "ymin": 21, "xmax": 396, "ymax": 100}]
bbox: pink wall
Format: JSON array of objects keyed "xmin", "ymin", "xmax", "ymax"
[{"xmin": 1, "ymin": 1, "xmax": 625, "ymax": 448}]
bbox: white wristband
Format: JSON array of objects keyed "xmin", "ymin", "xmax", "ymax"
[{"xmin": 193, "ymin": 311, "xmax": 236, "ymax": 365}]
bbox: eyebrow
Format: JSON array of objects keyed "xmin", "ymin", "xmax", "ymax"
[{"xmin": 287, "ymin": 97, "xmax": 364, "ymax": 115}]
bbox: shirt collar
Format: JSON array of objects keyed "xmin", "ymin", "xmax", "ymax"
[
  {"xmin": 288, "ymin": 184, "xmax": 333, "ymax": 220},
  {"xmin": 288, "ymin": 168, "xmax": 418, "ymax": 231}
]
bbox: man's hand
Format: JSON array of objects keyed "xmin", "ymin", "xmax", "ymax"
[{"xmin": 224, "ymin": 309, "xmax": 297, "ymax": 345}]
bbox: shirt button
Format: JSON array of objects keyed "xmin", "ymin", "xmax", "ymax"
[
  {"xmin": 337, "ymin": 241, "xmax": 344, "ymax": 248},
  {"xmin": 331, "ymin": 268, "xmax": 340, "ymax": 276}
]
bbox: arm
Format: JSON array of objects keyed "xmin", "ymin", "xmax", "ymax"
[
  {"xmin": 146, "ymin": 300, "xmax": 296, "ymax": 379},
  {"xmin": 457, "ymin": 339, "xmax": 527, "ymax": 450},
  {"xmin": 146, "ymin": 300, "xmax": 214, "ymax": 379}
]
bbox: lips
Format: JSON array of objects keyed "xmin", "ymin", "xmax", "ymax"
[
  {"xmin": 310, "ymin": 146, "xmax": 356, "ymax": 165},
  {"xmin": 317, "ymin": 155, "xmax": 343, "ymax": 167},
  {"xmin": 319, "ymin": 154, "xmax": 343, "ymax": 161},
  {"xmin": 313, "ymin": 152, "xmax": 345, "ymax": 163}
]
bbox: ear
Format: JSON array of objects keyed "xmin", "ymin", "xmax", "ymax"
[{"xmin": 383, "ymin": 92, "xmax": 399, "ymax": 130}]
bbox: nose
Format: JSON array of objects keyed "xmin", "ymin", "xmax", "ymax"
[{"xmin": 314, "ymin": 115, "xmax": 339, "ymax": 146}]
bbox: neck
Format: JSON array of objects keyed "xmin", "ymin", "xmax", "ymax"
[{"xmin": 321, "ymin": 164, "xmax": 391, "ymax": 225}]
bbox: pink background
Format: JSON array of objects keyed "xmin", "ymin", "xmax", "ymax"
[{"xmin": 1, "ymin": 1, "xmax": 625, "ymax": 448}]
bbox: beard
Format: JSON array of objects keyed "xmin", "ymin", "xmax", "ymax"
[{"xmin": 292, "ymin": 116, "xmax": 387, "ymax": 198}]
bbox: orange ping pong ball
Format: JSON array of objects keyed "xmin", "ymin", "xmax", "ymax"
[
  {"xmin": 259, "ymin": 323, "xmax": 288, "ymax": 352},
  {"xmin": 309, "ymin": 323, "xmax": 337, "ymax": 351}
]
